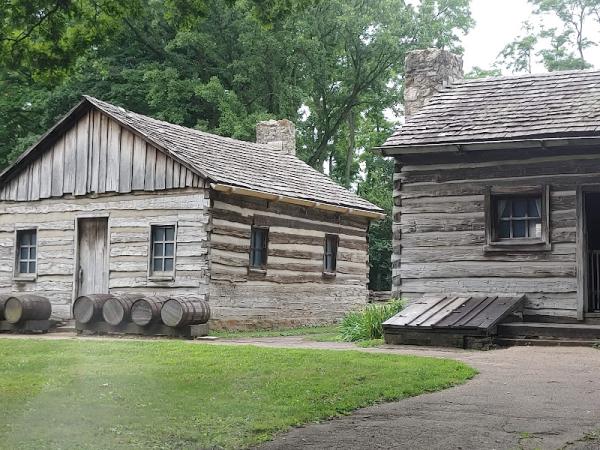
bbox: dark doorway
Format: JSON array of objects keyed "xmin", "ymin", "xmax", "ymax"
[{"xmin": 585, "ymin": 193, "xmax": 600, "ymax": 311}]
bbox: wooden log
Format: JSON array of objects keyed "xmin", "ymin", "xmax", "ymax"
[
  {"xmin": 73, "ymin": 294, "xmax": 116, "ymax": 324},
  {"xmin": 3, "ymin": 295, "xmax": 51, "ymax": 324},
  {"xmin": 0, "ymin": 294, "xmax": 10, "ymax": 320},
  {"xmin": 160, "ymin": 297, "xmax": 210, "ymax": 327},
  {"xmin": 131, "ymin": 296, "xmax": 169, "ymax": 326},
  {"xmin": 102, "ymin": 294, "xmax": 143, "ymax": 326}
]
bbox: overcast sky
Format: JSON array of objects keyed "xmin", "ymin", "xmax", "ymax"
[{"xmin": 462, "ymin": 0, "xmax": 600, "ymax": 74}]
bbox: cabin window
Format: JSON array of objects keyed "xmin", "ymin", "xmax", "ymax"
[
  {"xmin": 485, "ymin": 186, "xmax": 550, "ymax": 252},
  {"xmin": 250, "ymin": 227, "xmax": 269, "ymax": 269},
  {"xmin": 15, "ymin": 229, "xmax": 37, "ymax": 275},
  {"xmin": 494, "ymin": 197, "xmax": 542, "ymax": 239},
  {"xmin": 323, "ymin": 234, "xmax": 339, "ymax": 274},
  {"xmin": 150, "ymin": 225, "xmax": 176, "ymax": 274}
]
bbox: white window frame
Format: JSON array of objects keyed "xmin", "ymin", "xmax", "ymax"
[
  {"xmin": 14, "ymin": 227, "xmax": 38, "ymax": 281},
  {"xmin": 148, "ymin": 223, "xmax": 178, "ymax": 281}
]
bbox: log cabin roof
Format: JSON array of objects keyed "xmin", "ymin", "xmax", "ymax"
[
  {"xmin": 381, "ymin": 69, "xmax": 600, "ymax": 151},
  {"xmin": 0, "ymin": 96, "xmax": 382, "ymax": 215}
]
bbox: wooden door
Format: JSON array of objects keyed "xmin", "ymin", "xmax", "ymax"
[{"xmin": 77, "ymin": 218, "xmax": 109, "ymax": 297}]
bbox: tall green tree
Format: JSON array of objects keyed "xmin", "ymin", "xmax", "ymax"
[{"xmin": 499, "ymin": 0, "xmax": 599, "ymax": 73}]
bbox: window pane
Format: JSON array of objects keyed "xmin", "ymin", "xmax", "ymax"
[
  {"xmin": 164, "ymin": 258, "xmax": 174, "ymax": 272},
  {"xmin": 498, "ymin": 199, "xmax": 510, "ymax": 218},
  {"xmin": 29, "ymin": 262, "xmax": 36, "ymax": 273},
  {"xmin": 154, "ymin": 243, "xmax": 164, "ymax": 257},
  {"xmin": 19, "ymin": 232, "xmax": 30, "ymax": 246},
  {"xmin": 165, "ymin": 227, "xmax": 175, "ymax": 241},
  {"xmin": 29, "ymin": 232, "xmax": 36, "ymax": 245},
  {"xmin": 29, "ymin": 247, "xmax": 36, "ymax": 260},
  {"xmin": 528, "ymin": 198, "xmax": 541, "ymax": 218},
  {"xmin": 529, "ymin": 220, "xmax": 542, "ymax": 238},
  {"xmin": 19, "ymin": 262, "xmax": 28, "ymax": 273},
  {"xmin": 254, "ymin": 230, "xmax": 263, "ymax": 249},
  {"xmin": 513, "ymin": 220, "xmax": 526, "ymax": 238},
  {"xmin": 20, "ymin": 247, "xmax": 28, "ymax": 260},
  {"xmin": 497, "ymin": 221, "xmax": 510, "ymax": 238},
  {"xmin": 513, "ymin": 199, "xmax": 527, "ymax": 218},
  {"xmin": 153, "ymin": 258, "xmax": 163, "ymax": 272},
  {"xmin": 153, "ymin": 227, "xmax": 165, "ymax": 241},
  {"xmin": 164, "ymin": 243, "xmax": 174, "ymax": 257}
]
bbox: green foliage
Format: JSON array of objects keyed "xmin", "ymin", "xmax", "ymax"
[
  {"xmin": 340, "ymin": 299, "xmax": 405, "ymax": 342},
  {"xmin": 498, "ymin": 0, "xmax": 600, "ymax": 73},
  {"xmin": 464, "ymin": 66, "xmax": 502, "ymax": 79},
  {"xmin": 0, "ymin": 339, "xmax": 476, "ymax": 449},
  {"xmin": 497, "ymin": 22, "xmax": 538, "ymax": 74}
]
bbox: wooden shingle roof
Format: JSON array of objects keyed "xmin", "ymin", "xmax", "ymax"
[
  {"xmin": 84, "ymin": 97, "xmax": 381, "ymax": 214},
  {"xmin": 382, "ymin": 69, "xmax": 600, "ymax": 150}
]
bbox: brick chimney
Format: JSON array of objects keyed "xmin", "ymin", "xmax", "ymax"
[
  {"xmin": 256, "ymin": 119, "xmax": 296, "ymax": 156},
  {"xmin": 404, "ymin": 48, "xmax": 463, "ymax": 119}
]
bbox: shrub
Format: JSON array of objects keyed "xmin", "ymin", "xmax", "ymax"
[{"xmin": 340, "ymin": 299, "xmax": 405, "ymax": 342}]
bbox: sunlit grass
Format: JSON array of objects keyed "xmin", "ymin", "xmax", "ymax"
[{"xmin": 0, "ymin": 338, "xmax": 476, "ymax": 449}]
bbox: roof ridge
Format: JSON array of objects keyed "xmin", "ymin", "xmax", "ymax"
[
  {"xmin": 454, "ymin": 67, "xmax": 600, "ymax": 85},
  {"xmin": 83, "ymin": 95, "xmax": 289, "ymax": 155}
]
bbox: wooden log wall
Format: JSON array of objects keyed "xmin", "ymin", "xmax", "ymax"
[
  {"xmin": 0, "ymin": 110, "xmax": 202, "ymax": 202},
  {"xmin": 0, "ymin": 190, "xmax": 210, "ymax": 319},
  {"xmin": 208, "ymin": 192, "xmax": 370, "ymax": 329},
  {"xmin": 393, "ymin": 147, "xmax": 589, "ymax": 319}
]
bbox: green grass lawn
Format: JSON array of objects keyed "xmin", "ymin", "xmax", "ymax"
[
  {"xmin": 210, "ymin": 325, "xmax": 341, "ymax": 340},
  {"xmin": 0, "ymin": 338, "xmax": 476, "ymax": 449}
]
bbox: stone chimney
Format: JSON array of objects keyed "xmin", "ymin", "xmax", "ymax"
[
  {"xmin": 256, "ymin": 119, "xmax": 296, "ymax": 156},
  {"xmin": 404, "ymin": 48, "xmax": 463, "ymax": 119}
]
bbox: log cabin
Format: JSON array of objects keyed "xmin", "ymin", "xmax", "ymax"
[
  {"xmin": 0, "ymin": 96, "xmax": 383, "ymax": 328},
  {"xmin": 381, "ymin": 48, "xmax": 600, "ymax": 345}
]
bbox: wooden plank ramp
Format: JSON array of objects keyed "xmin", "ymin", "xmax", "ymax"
[{"xmin": 383, "ymin": 294, "xmax": 525, "ymax": 349}]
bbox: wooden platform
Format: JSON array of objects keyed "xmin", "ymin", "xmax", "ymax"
[
  {"xmin": 75, "ymin": 321, "xmax": 209, "ymax": 339},
  {"xmin": 496, "ymin": 322, "xmax": 600, "ymax": 346},
  {"xmin": 383, "ymin": 295, "xmax": 525, "ymax": 348}
]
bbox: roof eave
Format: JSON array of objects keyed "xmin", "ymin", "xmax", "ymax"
[
  {"xmin": 377, "ymin": 135, "xmax": 600, "ymax": 156},
  {"xmin": 211, "ymin": 183, "xmax": 386, "ymax": 220}
]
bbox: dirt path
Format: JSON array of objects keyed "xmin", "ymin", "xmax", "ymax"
[{"xmin": 4, "ymin": 333, "xmax": 600, "ymax": 449}]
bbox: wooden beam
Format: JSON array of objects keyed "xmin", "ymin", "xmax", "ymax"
[{"xmin": 210, "ymin": 183, "xmax": 385, "ymax": 220}]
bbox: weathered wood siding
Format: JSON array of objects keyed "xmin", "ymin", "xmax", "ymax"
[
  {"xmin": 0, "ymin": 110, "xmax": 202, "ymax": 202},
  {"xmin": 393, "ymin": 147, "xmax": 588, "ymax": 319},
  {"xmin": 208, "ymin": 192, "xmax": 370, "ymax": 328},
  {"xmin": 0, "ymin": 189, "xmax": 210, "ymax": 319}
]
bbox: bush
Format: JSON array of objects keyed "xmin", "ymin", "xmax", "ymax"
[{"xmin": 340, "ymin": 299, "xmax": 405, "ymax": 342}]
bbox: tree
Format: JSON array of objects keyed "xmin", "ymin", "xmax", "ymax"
[
  {"xmin": 499, "ymin": 0, "xmax": 599, "ymax": 73},
  {"xmin": 497, "ymin": 22, "xmax": 538, "ymax": 74}
]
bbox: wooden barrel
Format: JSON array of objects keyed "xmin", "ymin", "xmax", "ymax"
[
  {"xmin": 161, "ymin": 297, "xmax": 211, "ymax": 327},
  {"xmin": 0, "ymin": 294, "xmax": 11, "ymax": 321},
  {"xmin": 102, "ymin": 294, "xmax": 143, "ymax": 326},
  {"xmin": 73, "ymin": 294, "xmax": 116, "ymax": 324},
  {"xmin": 131, "ymin": 296, "xmax": 169, "ymax": 326},
  {"xmin": 4, "ymin": 295, "xmax": 51, "ymax": 324}
]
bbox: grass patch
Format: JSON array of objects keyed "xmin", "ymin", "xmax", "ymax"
[
  {"xmin": 356, "ymin": 338, "xmax": 385, "ymax": 348},
  {"xmin": 0, "ymin": 338, "xmax": 475, "ymax": 449},
  {"xmin": 340, "ymin": 299, "xmax": 405, "ymax": 342},
  {"xmin": 210, "ymin": 325, "xmax": 339, "ymax": 339}
]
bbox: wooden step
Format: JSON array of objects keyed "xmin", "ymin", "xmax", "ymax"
[
  {"xmin": 498, "ymin": 322, "xmax": 600, "ymax": 340},
  {"xmin": 495, "ymin": 337, "xmax": 600, "ymax": 347}
]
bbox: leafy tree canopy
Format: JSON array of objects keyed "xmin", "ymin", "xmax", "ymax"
[{"xmin": 498, "ymin": 0, "xmax": 600, "ymax": 73}]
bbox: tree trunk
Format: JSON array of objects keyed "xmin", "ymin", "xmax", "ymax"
[{"xmin": 345, "ymin": 109, "xmax": 355, "ymax": 187}]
